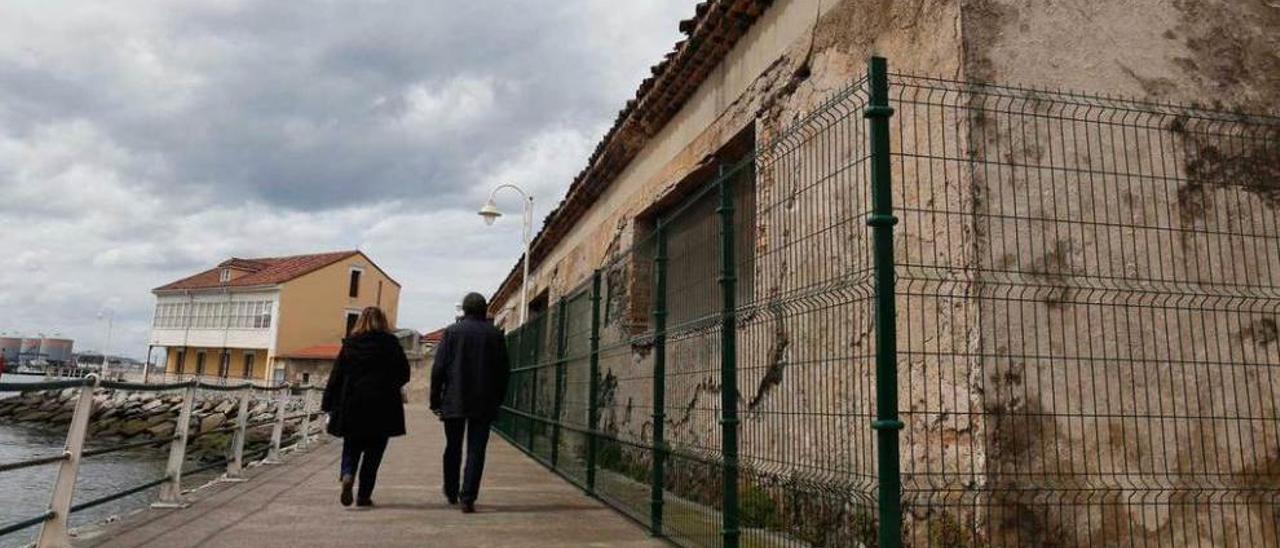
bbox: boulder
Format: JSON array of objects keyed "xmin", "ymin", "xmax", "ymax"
[
  {"xmin": 119, "ymin": 418, "xmax": 151, "ymax": 437},
  {"xmin": 17, "ymin": 410, "xmax": 52, "ymax": 422},
  {"xmin": 148, "ymin": 422, "xmax": 176, "ymax": 439},
  {"xmin": 199, "ymin": 414, "xmax": 227, "ymax": 432}
]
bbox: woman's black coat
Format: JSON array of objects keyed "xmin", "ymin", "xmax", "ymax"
[{"xmin": 321, "ymin": 331, "xmax": 410, "ymax": 439}]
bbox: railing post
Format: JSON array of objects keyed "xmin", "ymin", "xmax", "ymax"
[
  {"xmin": 551, "ymin": 298, "xmax": 568, "ymax": 467},
  {"xmin": 36, "ymin": 376, "xmax": 97, "ymax": 548},
  {"xmin": 224, "ymin": 387, "xmax": 250, "ymax": 481},
  {"xmin": 717, "ymin": 164, "xmax": 740, "ymax": 548},
  {"xmin": 865, "ymin": 55, "xmax": 904, "ymax": 548},
  {"xmin": 265, "ymin": 388, "xmax": 287, "ymax": 464},
  {"xmin": 154, "ymin": 383, "xmax": 196, "ymax": 508},
  {"xmin": 651, "ymin": 222, "xmax": 668, "ymax": 537},
  {"xmin": 586, "ymin": 269, "xmax": 602, "ymax": 494},
  {"xmin": 298, "ymin": 387, "xmax": 313, "ymax": 450}
]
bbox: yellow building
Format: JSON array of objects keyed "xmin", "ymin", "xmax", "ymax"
[{"xmin": 150, "ymin": 250, "xmax": 400, "ymax": 384}]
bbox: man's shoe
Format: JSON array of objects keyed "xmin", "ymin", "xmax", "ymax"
[
  {"xmin": 460, "ymin": 501, "xmax": 476, "ymax": 514},
  {"xmin": 339, "ymin": 475, "xmax": 354, "ymax": 507},
  {"xmin": 444, "ymin": 488, "xmax": 458, "ymax": 505},
  {"xmin": 356, "ymin": 498, "xmax": 374, "ymax": 508}
]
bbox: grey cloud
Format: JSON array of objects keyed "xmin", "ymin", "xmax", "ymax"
[{"xmin": 0, "ymin": 0, "xmax": 693, "ymax": 357}]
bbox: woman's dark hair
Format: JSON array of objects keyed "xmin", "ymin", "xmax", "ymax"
[
  {"xmin": 461, "ymin": 293, "xmax": 488, "ymax": 317},
  {"xmin": 351, "ymin": 306, "xmax": 391, "ymax": 336}
]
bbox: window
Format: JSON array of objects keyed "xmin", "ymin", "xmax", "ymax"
[
  {"xmin": 242, "ymin": 353, "xmax": 255, "ymax": 378},
  {"xmin": 195, "ymin": 352, "xmax": 206, "ymax": 376},
  {"xmin": 254, "ymin": 302, "xmax": 273, "ymax": 329},
  {"xmin": 174, "ymin": 350, "xmax": 186, "ymax": 374},
  {"xmin": 345, "ymin": 312, "xmax": 359, "ymax": 336},
  {"xmin": 348, "ymin": 269, "xmax": 362, "ymax": 298},
  {"xmin": 630, "ymin": 127, "xmax": 756, "ymax": 330},
  {"xmin": 218, "ymin": 351, "xmax": 230, "ymax": 377},
  {"xmin": 219, "ymin": 268, "xmax": 231, "ymax": 283}
]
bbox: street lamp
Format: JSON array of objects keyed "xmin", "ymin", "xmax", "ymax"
[
  {"xmin": 97, "ymin": 309, "xmax": 114, "ymax": 378},
  {"xmin": 478, "ymin": 183, "xmax": 533, "ymax": 326}
]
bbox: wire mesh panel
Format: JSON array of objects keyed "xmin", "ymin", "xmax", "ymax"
[
  {"xmin": 494, "ymin": 58, "xmax": 1278, "ymax": 548},
  {"xmin": 891, "ymin": 74, "xmax": 1280, "ymax": 547},
  {"xmin": 592, "ymin": 239, "xmax": 661, "ymax": 528},
  {"xmin": 729, "ymin": 81, "xmax": 880, "ymax": 547}
]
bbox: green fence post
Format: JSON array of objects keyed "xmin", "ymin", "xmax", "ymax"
[
  {"xmin": 651, "ymin": 222, "xmax": 669, "ymax": 536},
  {"xmin": 552, "ymin": 298, "xmax": 568, "ymax": 468},
  {"xmin": 514, "ymin": 327, "xmax": 526, "ymax": 447},
  {"xmin": 865, "ymin": 55, "xmax": 903, "ymax": 548},
  {"xmin": 718, "ymin": 165, "xmax": 741, "ymax": 548},
  {"xmin": 587, "ymin": 270, "xmax": 602, "ymax": 495},
  {"xmin": 527, "ymin": 320, "xmax": 539, "ymax": 451}
]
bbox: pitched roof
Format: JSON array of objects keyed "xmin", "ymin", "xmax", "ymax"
[
  {"xmin": 490, "ymin": 0, "xmax": 773, "ymax": 309},
  {"xmin": 153, "ymin": 250, "xmax": 360, "ymax": 292},
  {"xmin": 276, "ymin": 344, "xmax": 341, "ymax": 361},
  {"xmin": 422, "ymin": 328, "xmax": 446, "ymax": 344}
]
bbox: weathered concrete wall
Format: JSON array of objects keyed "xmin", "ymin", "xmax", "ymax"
[{"xmin": 955, "ymin": 1, "xmax": 1280, "ymax": 545}]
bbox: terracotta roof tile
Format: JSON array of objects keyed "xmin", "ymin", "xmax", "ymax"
[{"xmin": 154, "ymin": 250, "xmax": 360, "ymax": 292}]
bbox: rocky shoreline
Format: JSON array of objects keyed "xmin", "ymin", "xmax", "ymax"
[{"xmin": 0, "ymin": 388, "xmax": 312, "ymax": 462}]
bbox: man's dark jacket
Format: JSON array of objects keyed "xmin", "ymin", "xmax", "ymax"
[
  {"xmin": 430, "ymin": 315, "xmax": 510, "ymax": 420},
  {"xmin": 322, "ymin": 331, "xmax": 411, "ymax": 438}
]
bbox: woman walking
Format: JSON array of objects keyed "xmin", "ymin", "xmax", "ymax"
[{"xmin": 321, "ymin": 306, "xmax": 410, "ymax": 508}]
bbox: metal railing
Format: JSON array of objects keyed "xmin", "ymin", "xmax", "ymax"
[
  {"xmin": 0, "ymin": 376, "xmax": 325, "ymax": 547},
  {"xmin": 492, "ymin": 56, "xmax": 1280, "ymax": 547}
]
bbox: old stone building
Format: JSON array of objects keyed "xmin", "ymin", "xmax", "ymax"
[{"xmin": 488, "ymin": 1, "xmax": 1280, "ymax": 545}]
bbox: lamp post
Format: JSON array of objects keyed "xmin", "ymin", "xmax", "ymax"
[
  {"xmin": 478, "ymin": 184, "xmax": 534, "ymax": 326},
  {"xmin": 97, "ymin": 309, "xmax": 114, "ymax": 378}
]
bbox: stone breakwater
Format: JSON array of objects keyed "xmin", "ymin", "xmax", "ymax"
[{"xmin": 0, "ymin": 388, "xmax": 311, "ymax": 462}]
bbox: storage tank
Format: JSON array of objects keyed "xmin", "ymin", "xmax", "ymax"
[
  {"xmin": 19, "ymin": 338, "xmax": 42, "ymax": 362},
  {"xmin": 0, "ymin": 337, "xmax": 21, "ymax": 362},
  {"xmin": 40, "ymin": 338, "xmax": 74, "ymax": 364}
]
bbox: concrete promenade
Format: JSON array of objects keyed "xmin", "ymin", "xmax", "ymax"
[{"xmin": 75, "ymin": 405, "xmax": 664, "ymax": 548}]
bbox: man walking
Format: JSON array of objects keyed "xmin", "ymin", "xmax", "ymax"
[{"xmin": 430, "ymin": 292, "xmax": 510, "ymax": 513}]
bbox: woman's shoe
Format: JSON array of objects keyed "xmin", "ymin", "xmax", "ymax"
[{"xmin": 339, "ymin": 475, "xmax": 354, "ymax": 507}]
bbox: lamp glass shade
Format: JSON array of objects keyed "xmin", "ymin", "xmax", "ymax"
[{"xmin": 478, "ymin": 199, "xmax": 502, "ymax": 225}]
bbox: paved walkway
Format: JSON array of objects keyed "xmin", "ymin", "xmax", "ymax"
[{"xmin": 75, "ymin": 405, "xmax": 664, "ymax": 548}]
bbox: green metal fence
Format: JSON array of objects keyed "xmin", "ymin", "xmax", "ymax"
[{"xmin": 493, "ymin": 57, "xmax": 1280, "ymax": 547}]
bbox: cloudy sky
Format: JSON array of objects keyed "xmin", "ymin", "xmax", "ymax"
[{"xmin": 0, "ymin": 0, "xmax": 694, "ymax": 359}]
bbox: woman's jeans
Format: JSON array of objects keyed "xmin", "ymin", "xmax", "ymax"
[{"xmin": 340, "ymin": 436, "xmax": 389, "ymax": 501}]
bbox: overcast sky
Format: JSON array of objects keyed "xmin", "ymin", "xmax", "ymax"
[{"xmin": 0, "ymin": 0, "xmax": 694, "ymax": 359}]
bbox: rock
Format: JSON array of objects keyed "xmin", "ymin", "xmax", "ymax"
[
  {"xmin": 213, "ymin": 400, "xmax": 236, "ymax": 414},
  {"xmin": 148, "ymin": 422, "xmax": 176, "ymax": 438},
  {"xmin": 141, "ymin": 399, "xmax": 164, "ymax": 412},
  {"xmin": 119, "ymin": 418, "xmax": 151, "ymax": 437},
  {"xmin": 199, "ymin": 414, "xmax": 226, "ymax": 432},
  {"xmin": 17, "ymin": 410, "xmax": 52, "ymax": 421}
]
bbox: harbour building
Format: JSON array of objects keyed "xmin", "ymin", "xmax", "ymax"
[{"xmin": 150, "ymin": 250, "xmax": 400, "ymax": 384}]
